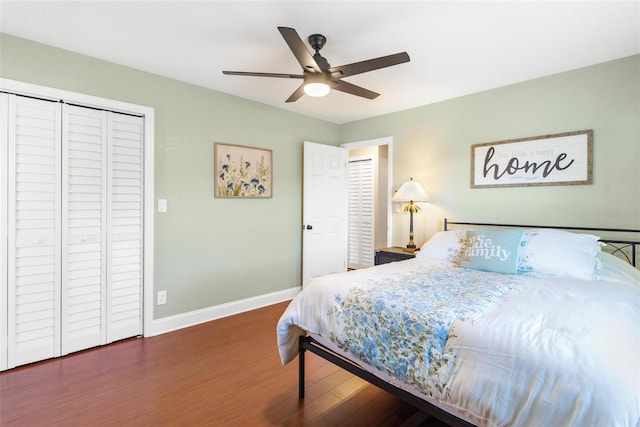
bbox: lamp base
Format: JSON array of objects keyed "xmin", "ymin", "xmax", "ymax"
[
  {"xmin": 403, "ymin": 210, "xmax": 418, "ymax": 253},
  {"xmin": 404, "ymin": 241, "xmax": 417, "ymax": 253}
]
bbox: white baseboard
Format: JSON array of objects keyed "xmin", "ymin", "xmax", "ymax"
[{"xmin": 144, "ymin": 286, "xmax": 301, "ymax": 337}]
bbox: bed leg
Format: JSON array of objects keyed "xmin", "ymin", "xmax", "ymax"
[{"xmin": 299, "ymin": 335, "xmax": 306, "ymax": 399}]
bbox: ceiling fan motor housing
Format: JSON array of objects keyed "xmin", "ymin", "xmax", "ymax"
[
  {"xmin": 308, "ymin": 34, "xmax": 326, "ymax": 51},
  {"xmin": 307, "ymin": 34, "xmax": 330, "ymax": 70}
]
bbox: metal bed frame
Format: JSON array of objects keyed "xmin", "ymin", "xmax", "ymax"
[
  {"xmin": 298, "ymin": 335, "xmax": 475, "ymax": 426},
  {"xmin": 296, "ymin": 219, "xmax": 640, "ymax": 426}
]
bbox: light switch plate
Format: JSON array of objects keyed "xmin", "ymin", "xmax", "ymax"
[
  {"xmin": 157, "ymin": 290, "xmax": 167, "ymax": 305},
  {"xmin": 157, "ymin": 198, "xmax": 167, "ymax": 213}
]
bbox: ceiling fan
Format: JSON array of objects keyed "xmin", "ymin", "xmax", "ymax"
[{"xmin": 222, "ymin": 27, "xmax": 410, "ymax": 102}]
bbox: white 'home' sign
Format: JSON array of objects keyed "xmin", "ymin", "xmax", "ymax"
[{"xmin": 471, "ymin": 130, "xmax": 593, "ymax": 188}]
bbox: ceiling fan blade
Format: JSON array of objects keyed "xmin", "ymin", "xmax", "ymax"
[
  {"xmin": 277, "ymin": 27, "xmax": 322, "ymax": 73},
  {"xmin": 332, "ymin": 80, "xmax": 379, "ymax": 99},
  {"xmin": 329, "ymin": 52, "xmax": 410, "ymax": 78},
  {"xmin": 222, "ymin": 71, "xmax": 303, "ymax": 79},
  {"xmin": 286, "ymin": 84, "xmax": 306, "ymax": 103}
]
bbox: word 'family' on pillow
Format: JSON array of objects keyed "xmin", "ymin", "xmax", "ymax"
[
  {"xmin": 415, "ymin": 230, "xmax": 467, "ymax": 264},
  {"xmin": 460, "ymin": 229, "xmax": 524, "ymax": 274}
]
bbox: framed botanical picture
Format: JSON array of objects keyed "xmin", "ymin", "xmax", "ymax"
[{"xmin": 214, "ymin": 142, "xmax": 273, "ymax": 198}]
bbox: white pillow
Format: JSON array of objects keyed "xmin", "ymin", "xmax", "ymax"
[
  {"xmin": 416, "ymin": 230, "xmax": 467, "ymax": 265},
  {"xmin": 517, "ymin": 229, "xmax": 601, "ymax": 280}
]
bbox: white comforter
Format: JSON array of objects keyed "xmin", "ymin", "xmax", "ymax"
[{"xmin": 277, "ymin": 255, "xmax": 640, "ymax": 426}]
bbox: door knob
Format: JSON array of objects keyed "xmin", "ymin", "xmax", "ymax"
[{"xmin": 306, "ymin": 225, "xmax": 313, "ymax": 230}]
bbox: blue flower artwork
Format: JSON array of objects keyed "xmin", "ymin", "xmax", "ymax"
[{"xmin": 215, "ymin": 143, "xmax": 272, "ymax": 197}]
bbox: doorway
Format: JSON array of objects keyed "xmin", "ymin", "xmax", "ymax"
[
  {"xmin": 348, "ymin": 155, "xmax": 374, "ymax": 269},
  {"xmin": 342, "ymin": 137, "xmax": 393, "ymax": 269}
]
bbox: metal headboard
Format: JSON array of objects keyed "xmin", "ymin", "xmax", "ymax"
[{"xmin": 444, "ymin": 218, "xmax": 640, "ymax": 267}]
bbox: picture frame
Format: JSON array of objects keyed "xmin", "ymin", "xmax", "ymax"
[
  {"xmin": 214, "ymin": 142, "xmax": 273, "ymax": 198},
  {"xmin": 470, "ymin": 129, "xmax": 593, "ymax": 188}
]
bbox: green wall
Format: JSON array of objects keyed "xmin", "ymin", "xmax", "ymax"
[
  {"xmin": 0, "ymin": 33, "xmax": 341, "ymax": 318},
  {"xmin": 1, "ymin": 33, "xmax": 638, "ymax": 319},
  {"xmin": 341, "ymin": 55, "xmax": 640, "ymax": 245}
]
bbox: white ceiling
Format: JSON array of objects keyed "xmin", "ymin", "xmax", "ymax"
[{"xmin": 1, "ymin": 1, "xmax": 639, "ymax": 124}]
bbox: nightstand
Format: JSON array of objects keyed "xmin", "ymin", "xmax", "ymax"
[{"xmin": 374, "ymin": 247, "xmax": 417, "ymax": 265}]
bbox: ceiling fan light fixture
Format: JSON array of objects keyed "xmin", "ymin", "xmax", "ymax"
[
  {"xmin": 223, "ymin": 27, "xmax": 410, "ymax": 102},
  {"xmin": 304, "ymin": 82, "xmax": 330, "ymax": 97}
]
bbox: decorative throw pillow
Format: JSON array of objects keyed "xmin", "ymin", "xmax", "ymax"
[
  {"xmin": 517, "ymin": 229, "xmax": 601, "ymax": 279},
  {"xmin": 460, "ymin": 229, "xmax": 524, "ymax": 274},
  {"xmin": 415, "ymin": 230, "xmax": 467, "ymax": 265}
]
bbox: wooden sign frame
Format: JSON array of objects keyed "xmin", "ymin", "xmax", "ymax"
[{"xmin": 471, "ymin": 130, "xmax": 593, "ymax": 188}]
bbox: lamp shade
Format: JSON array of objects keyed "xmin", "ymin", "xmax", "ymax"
[{"xmin": 392, "ymin": 178, "xmax": 430, "ymax": 203}]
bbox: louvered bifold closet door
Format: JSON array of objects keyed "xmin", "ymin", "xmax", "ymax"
[
  {"xmin": 347, "ymin": 158, "xmax": 375, "ymax": 269},
  {"xmin": 6, "ymin": 95, "xmax": 62, "ymax": 368},
  {"xmin": 61, "ymin": 107, "xmax": 144, "ymax": 352},
  {"xmin": 1, "ymin": 94, "xmax": 9, "ymax": 370},
  {"xmin": 61, "ymin": 105, "xmax": 108, "ymax": 355},
  {"xmin": 107, "ymin": 112, "xmax": 143, "ymax": 342},
  {"xmin": 2, "ymin": 96, "xmax": 144, "ymax": 369}
]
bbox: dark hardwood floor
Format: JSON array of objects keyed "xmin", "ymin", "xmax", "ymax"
[{"xmin": 0, "ymin": 301, "xmax": 449, "ymax": 426}]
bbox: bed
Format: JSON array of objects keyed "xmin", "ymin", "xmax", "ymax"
[{"xmin": 277, "ymin": 220, "xmax": 640, "ymax": 426}]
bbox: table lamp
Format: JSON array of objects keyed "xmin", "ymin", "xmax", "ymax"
[{"xmin": 391, "ymin": 178, "xmax": 430, "ymax": 251}]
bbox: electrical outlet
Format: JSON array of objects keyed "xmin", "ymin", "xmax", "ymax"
[{"xmin": 157, "ymin": 290, "xmax": 167, "ymax": 305}]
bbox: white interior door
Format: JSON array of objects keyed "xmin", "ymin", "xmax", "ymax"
[
  {"xmin": 107, "ymin": 112, "xmax": 144, "ymax": 342},
  {"xmin": 348, "ymin": 156, "xmax": 375, "ymax": 269},
  {"xmin": 302, "ymin": 141, "xmax": 348, "ymax": 287},
  {"xmin": 62, "ymin": 106, "xmax": 145, "ymax": 352},
  {"xmin": 61, "ymin": 104, "xmax": 108, "ymax": 354},
  {"xmin": 6, "ymin": 95, "xmax": 62, "ymax": 368}
]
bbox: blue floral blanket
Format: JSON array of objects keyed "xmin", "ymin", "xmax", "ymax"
[{"xmin": 327, "ymin": 262, "xmax": 522, "ymax": 397}]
